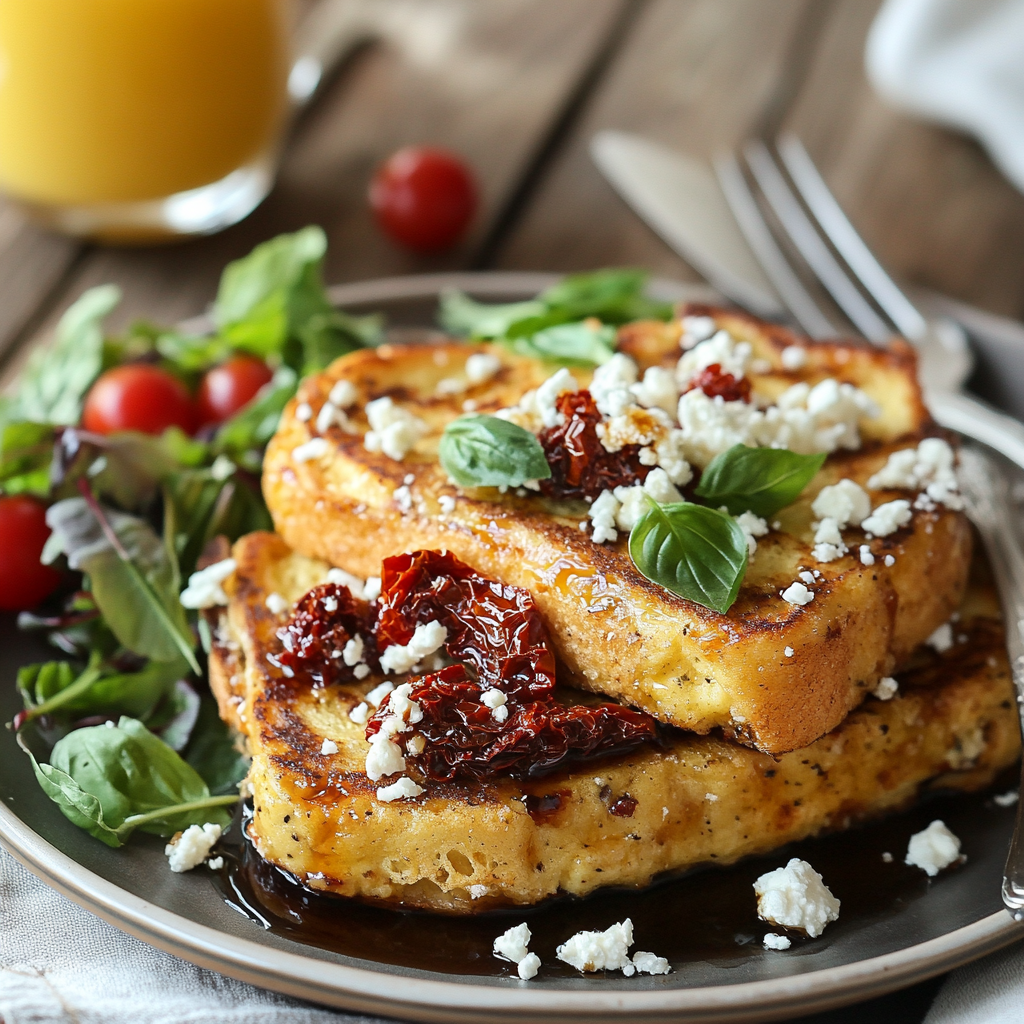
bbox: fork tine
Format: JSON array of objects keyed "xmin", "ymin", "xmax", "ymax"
[
  {"xmin": 713, "ymin": 153, "xmax": 836, "ymax": 339},
  {"xmin": 777, "ymin": 135, "xmax": 928, "ymax": 341},
  {"xmin": 743, "ymin": 140, "xmax": 891, "ymax": 344}
]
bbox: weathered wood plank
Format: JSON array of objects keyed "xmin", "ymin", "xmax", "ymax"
[
  {"xmin": 9, "ymin": 0, "xmax": 625, "ymax": 363},
  {"xmin": 783, "ymin": 0, "xmax": 1024, "ymax": 320},
  {"xmin": 493, "ymin": 0, "xmax": 813, "ymax": 277}
]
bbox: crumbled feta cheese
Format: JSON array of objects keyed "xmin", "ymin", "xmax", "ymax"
[
  {"xmin": 329, "ymin": 379, "xmax": 358, "ymax": 408},
  {"xmin": 882, "ymin": 852, "xmax": 894, "ymax": 863},
  {"xmin": 754, "ymin": 859, "xmax": 840, "ymax": 938},
  {"xmin": 861, "ymin": 500, "xmax": 912, "ymax": 537},
  {"xmin": 677, "ymin": 330, "xmax": 751, "ymax": 383},
  {"xmin": 557, "ymin": 919, "xmax": 635, "ymax": 974},
  {"xmin": 494, "ymin": 922, "xmax": 532, "ymax": 964},
  {"xmin": 705, "ymin": 792, "xmax": 718, "ymax": 802},
  {"xmin": 612, "ymin": 469, "xmax": 684, "ymax": 532},
  {"xmin": 946, "ymin": 725, "xmax": 986, "ymax": 769},
  {"xmin": 588, "ymin": 489, "xmax": 621, "ymax": 544},
  {"xmin": 380, "ymin": 621, "xmax": 448, "ymax": 674},
  {"xmin": 435, "ymin": 376, "xmax": 466, "ymax": 396},
  {"xmin": 349, "ymin": 702, "xmax": 370, "ymax": 724},
  {"xmin": 883, "ymin": 554, "xmax": 896, "ymax": 566},
  {"xmin": 265, "ymin": 592, "xmax": 289, "ymax": 615},
  {"xmin": 632, "ymin": 951, "xmax": 671, "ymax": 975},
  {"xmin": 780, "ymin": 346, "xmax": 808, "ymax": 371},
  {"xmin": 165, "ymin": 823, "xmax": 222, "ymax": 873},
  {"xmin": 353, "ymin": 664, "xmax": 370, "ymax": 680},
  {"xmin": 363, "ymin": 397, "xmax": 426, "ymax": 461},
  {"xmin": 781, "ymin": 581, "xmax": 814, "ymax": 606},
  {"xmin": 295, "ymin": 402, "xmax": 313, "ymax": 422},
  {"xmin": 867, "ymin": 438, "xmax": 962, "ymax": 509},
  {"xmin": 927, "ymin": 622, "xmax": 954, "ymax": 653},
  {"xmin": 482, "ymin": 688, "xmax": 509, "ymax": 722},
  {"xmin": 859, "ymin": 545, "xmax": 875, "ymax": 566},
  {"xmin": 385, "ymin": 682, "xmax": 424, "ymax": 727},
  {"xmin": 905, "ymin": 820, "xmax": 963, "ymax": 876},
  {"xmin": 535, "ymin": 368, "xmax": 579, "ymax": 428},
  {"xmin": 365, "ymin": 733, "xmax": 406, "ymax": 780},
  {"xmin": 631, "ymin": 366, "xmax": 679, "ymax": 416},
  {"xmin": 320, "ymin": 738, "xmax": 339, "ymax": 755},
  {"xmin": 393, "ymin": 484, "xmax": 413, "ymax": 513},
  {"xmin": 811, "ymin": 516, "xmax": 846, "ymax": 563},
  {"xmin": 343, "ymin": 635, "xmax": 365, "ymax": 667},
  {"xmin": 680, "ymin": 314, "xmax": 717, "ymax": 349},
  {"xmin": 321, "ymin": 594, "xmax": 338, "ymax": 613},
  {"xmin": 292, "ymin": 437, "xmax": 330, "ymax": 463},
  {"xmin": 995, "ymin": 791, "xmax": 1019, "ymax": 807},
  {"xmin": 439, "ymin": 494, "xmax": 456, "ymax": 514},
  {"xmin": 180, "ymin": 558, "xmax": 237, "ymax": 609},
  {"xmin": 465, "ymin": 351, "xmax": 502, "ymax": 384},
  {"xmin": 590, "ymin": 353, "xmax": 639, "ymax": 418},
  {"xmin": 736, "ymin": 511, "xmax": 769, "ymax": 558},
  {"xmin": 364, "ymin": 577, "xmax": 382, "ymax": 602},
  {"xmin": 517, "ymin": 953, "xmax": 541, "ymax": 980},
  {"xmin": 366, "ymin": 681, "xmax": 395, "ymax": 707},
  {"xmin": 812, "ymin": 479, "xmax": 871, "ymax": 528},
  {"xmin": 207, "ymin": 857, "xmax": 224, "ymax": 871},
  {"xmin": 377, "ymin": 776, "xmax": 425, "ymax": 802},
  {"xmin": 326, "ymin": 567, "xmax": 367, "ymax": 600},
  {"xmin": 873, "ymin": 676, "xmax": 898, "ymax": 700},
  {"xmin": 798, "ymin": 570, "xmax": 816, "ymax": 585},
  {"xmin": 763, "ymin": 933, "xmax": 792, "ymax": 951},
  {"xmin": 784, "ymin": 646, "xmax": 795, "ymax": 657}
]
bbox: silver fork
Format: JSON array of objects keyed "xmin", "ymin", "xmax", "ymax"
[{"xmin": 716, "ymin": 137, "xmax": 1024, "ymax": 917}]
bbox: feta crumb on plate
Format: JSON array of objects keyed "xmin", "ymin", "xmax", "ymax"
[
  {"xmin": 781, "ymin": 581, "xmax": 814, "ymax": 606},
  {"xmin": 557, "ymin": 919, "xmax": 636, "ymax": 974},
  {"xmin": 754, "ymin": 858, "xmax": 840, "ymax": 938},
  {"xmin": 762, "ymin": 933, "xmax": 791, "ymax": 951},
  {"xmin": 180, "ymin": 558, "xmax": 236, "ymax": 609},
  {"xmin": 927, "ymin": 622, "xmax": 954, "ymax": 653},
  {"xmin": 494, "ymin": 922, "xmax": 532, "ymax": 965},
  {"xmin": 994, "ymin": 791, "xmax": 1020, "ymax": 808},
  {"xmin": 631, "ymin": 951, "xmax": 671, "ymax": 975},
  {"xmin": 165, "ymin": 823, "xmax": 222, "ymax": 873},
  {"xmin": 905, "ymin": 820, "xmax": 963, "ymax": 876}
]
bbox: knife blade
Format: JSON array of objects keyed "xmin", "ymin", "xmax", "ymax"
[{"xmin": 590, "ymin": 130, "xmax": 785, "ymax": 319}]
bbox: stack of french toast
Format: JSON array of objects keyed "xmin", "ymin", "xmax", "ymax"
[{"xmin": 207, "ymin": 304, "xmax": 1020, "ymax": 912}]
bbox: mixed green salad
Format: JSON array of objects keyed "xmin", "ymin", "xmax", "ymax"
[{"xmin": 1, "ymin": 238, "xmax": 679, "ymax": 854}]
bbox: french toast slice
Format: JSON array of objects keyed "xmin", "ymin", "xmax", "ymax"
[
  {"xmin": 263, "ymin": 306, "xmax": 971, "ymax": 753},
  {"xmin": 208, "ymin": 531, "xmax": 1017, "ymax": 912}
]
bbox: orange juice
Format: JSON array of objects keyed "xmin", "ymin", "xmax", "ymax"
[{"xmin": 0, "ymin": 0, "xmax": 290, "ymax": 207}]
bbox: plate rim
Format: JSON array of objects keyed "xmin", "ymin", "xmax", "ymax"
[{"xmin": 2, "ymin": 270, "xmax": 1022, "ymax": 1023}]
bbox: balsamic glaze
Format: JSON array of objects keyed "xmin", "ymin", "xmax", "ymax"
[{"xmin": 210, "ymin": 770, "xmax": 1018, "ymax": 978}]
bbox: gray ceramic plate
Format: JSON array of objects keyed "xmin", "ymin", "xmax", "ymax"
[{"xmin": 2, "ymin": 272, "xmax": 1023, "ymax": 1024}]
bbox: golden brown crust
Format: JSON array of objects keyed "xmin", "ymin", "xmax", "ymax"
[{"xmin": 214, "ymin": 531, "xmax": 1017, "ymax": 912}]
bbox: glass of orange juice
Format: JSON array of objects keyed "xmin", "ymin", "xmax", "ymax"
[{"xmin": 0, "ymin": 0, "xmax": 291, "ymax": 241}]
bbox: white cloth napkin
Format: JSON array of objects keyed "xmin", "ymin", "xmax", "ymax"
[
  {"xmin": 0, "ymin": 846, "xmax": 397, "ymax": 1024},
  {"xmin": 866, "ymin": 0, "xmax": 1024, "ymax": 194}
]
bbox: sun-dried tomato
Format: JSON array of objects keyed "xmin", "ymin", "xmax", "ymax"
[
  {"xmin": 376, "ymin": 549, "xmax": 554, "ymax": 701},
  {"xmin": 537, "ymin": 390, "xmax": 649, "ymax": 501},
  {"xmin": 273, "ymin": 584, "xmax": 377, "ymax": 686},
  {"xmin": 367, "ymin": 549, "xmax": 658, "ymax": 781},
  {"xmin": 686, "ymin": 363, "xmax": 751, "ymax": 403}
]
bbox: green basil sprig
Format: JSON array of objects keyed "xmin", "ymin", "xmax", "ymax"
[
  {"xmin": 694, "ymin": 444, "xmax": 826, "ymax": 518},
  {"xmin": 18, "ymin": 717, "xmax": 236, "ymax": 848},
  {"xmin": 439, "ymin": 415, "xmax": 552, "ymax": 489},
  {"xmin": 629, "ymin": 499, "xmax": 748, "ymax": 614}
]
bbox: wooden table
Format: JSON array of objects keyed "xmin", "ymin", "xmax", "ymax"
[{"xmin": 1, "ymin": 1, "xmax": 1020, "ymax": 1018}]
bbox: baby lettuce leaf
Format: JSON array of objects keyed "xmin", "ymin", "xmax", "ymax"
[
  {"xmin": 695, "ymin": 445, "xmax": 827, "ymax": 518},
  {"xmin": 629, "ymin": 499, "xmax": 748, "ymax": 614},
  {"xmin": 183, "ymin": 697, "xmax": 250, "ymax": 795},
  {"xmin": 0, "ymin": 420, "xmax": 54, "ymax": 496},
  {"xmin": 438, "ymin": 290, "xmax": 547, "ymax": 339},
  {"xmin": 44, "ymin": 497, "xmax": 198, "ymax": 672},
  {"xmin": 439, "ymin": 415, "xmax": 552, "ymax": 489},
  {"xmin": 19, "ymin": 717, "xmax": 236, "ymax": 847},
  {"xmin": 537, "ymin": 268, "xmax": 672, "ymax": 323},
  {"xmin": 504, "ymin": 321, "xmax": 617, "ymax": 367},
  {"xmin": 211, "ymin": 367, "xmax": 297, "ymax": 472},
  {"xmin": 13, "ymin": 285, "xmax": 120, "ymax": 426}
]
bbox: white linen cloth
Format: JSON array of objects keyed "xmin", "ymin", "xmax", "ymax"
[
  {"xmin": 0, "ymin": 846, "xmax": 397, "ymax": 1024},
  {"xmin": 866, "ymin": 0, "xmax": 1024, "ymax": 194}
]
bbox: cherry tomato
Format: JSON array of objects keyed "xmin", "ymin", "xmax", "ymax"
[
  {"xmin": 195, "ymin": 355, "xmax": 273, "ymax": 427},
  {"xmin": 369, "ymin": 146, "xmax": 478, "ymax": 252},
  {"xmin": 83, "ymin": 364, "xmax": 195, "ymax": 436},
  {"xmin": 0, "ymin": 495, "xmax": 61, "ymax": 611}
]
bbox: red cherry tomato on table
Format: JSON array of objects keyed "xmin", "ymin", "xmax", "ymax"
[
  {"xmin": 195, "ymin": 355, "xmax": 273, "ymax": 427},
  {"xmin": 83, "ymin": 364, "xmax": 195, "ymax": 436},
  {"xmin": 369, "ymin": 146, "xmax": 478, "ymax": 252},
  {"xmin": 0, "ymin": 495, "xmax": 61, "ymax": 611}
]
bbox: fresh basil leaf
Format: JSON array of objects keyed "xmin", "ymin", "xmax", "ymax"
[
  {"xmin": 439, "ymin": 415, "xmax": 552, "ymax": 489},
  {"xmin": 505, "ymin": 320, "xmax": 616, "ymax": 367},
  {"xmin": 0, "ymin": 420, "xmax": 55, "ymax": 496},
  {"xmin": 15, "ymin": 285, "xmax": 120, "ymax": 425},
  {"xmin": 629, "ymin": 500, "xmax": 748, "ymax": 613},
  {"xmin": 45, "ymin": 498, "xmax": 198, "ymax": 672},
  {"xmin": 184, "ymin": 697, "xmax": 250, "ymax": 795},
  {"xmin": 211, "ymin": 366, "xmax": 297, "ymax": 472},
  {"xmin": 438, "ymin": 289, "xmax": 546, "ymax": 339},
  {"xmin": 21, "ymin": 717, "xmax": 235, "ymax": 846},
  {"xmin": 695, "ymin": 445, "xmax": 827, "ymax": 518}
]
